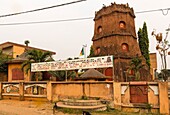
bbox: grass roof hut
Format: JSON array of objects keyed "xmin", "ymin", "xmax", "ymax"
[{"xmin": 76, "ymin": 68, "xmax": 110, "ymax": 81}]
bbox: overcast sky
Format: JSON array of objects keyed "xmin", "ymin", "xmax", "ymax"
[{"xmin": 0, "ymin": 0, "xmax": 170, "ymax": 70}]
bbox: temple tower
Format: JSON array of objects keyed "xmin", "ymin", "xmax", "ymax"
[{"xmin": 92, "ymin": 3, "xmax": 142, "ymax": 81}]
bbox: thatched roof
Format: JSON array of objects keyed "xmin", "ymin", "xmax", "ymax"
[{"xmin": 78, "ymin": 68, "xmax": 109, "ymax": 80}]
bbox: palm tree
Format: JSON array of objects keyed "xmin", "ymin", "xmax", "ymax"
[
  {"xmin": 48, "ymin": 70, "xmax": 76, "ymax": 81},
  {"xmin": 129, "ymin": 56, "xmax": 145, "ymax": 80},
  {"xmin": 21, "ymin": 49, "xmax": 53, "ymax": 81}
]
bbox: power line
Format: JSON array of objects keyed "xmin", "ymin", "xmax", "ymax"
[
  {"xmin": 0, "ymin": 0, "xmax": 87, "ymax": 18},
  {"xmin": 136, "ymin": 8, "xmax": 170, "ymax": 16},
  {"xmin": 0, "ymin": 17, "xmax": 93, "ymax": 26},
  {"xmin": 0, "ymin": 7, "xmax": 170, "ymax": 26}
]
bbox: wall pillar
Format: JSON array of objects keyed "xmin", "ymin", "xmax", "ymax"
[
  {"xmin": 114, "ymin": 82, "xmax": 121, "ymax": 110},
  {"xmin": 159, "ymin": 82, "xmax": 169, "ymax": 114},
  {"xmin": 0, "ymin": 82, "xmax": 2, "ymax": 100},
  {"xmin": 47, "ymin": 81, "xmax": 52, "ymax": 102},
  {"xmin": 19, "ymin": 82, "xmax": 24, "ymax": 101}
]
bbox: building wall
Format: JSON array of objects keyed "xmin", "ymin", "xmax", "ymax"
[
  {"xmin": 8, "ymin": 63, "xmax": 30, "ymax": 82},
  {"xmin": 0, "ymin": 73, "xmax": 7, "ymax": 81},
  {"xmin": 92, "ymin": 3, "xmax": 143, "ymax": 82},
  {"xmin": 149, "ymin": 53, "xmax": 157, "ymax": 80},
  {"xmin": 2, "ymin": 46, "xmax": 13, "ymax": 56},
  {"xmin": 159, "ymin": 82, "xmax": 169, "ymax": 114},
  {"xmin": 114, "ymin": 82, "xmax": 169, "ymax": 114},
  {"xmin": 92, "ymin": 3, "xmax": 140, "ymax": 57},
  {"xmin": 13, "ymin": 45, "xmax": 25, "ymax": 58},
  {"xmin": 93, "ymin": 36, "xmax": 141, "ymax": 57},
  {"xmin": 51, "ymin": 81, "xmax": 114, "ymax": 101}
]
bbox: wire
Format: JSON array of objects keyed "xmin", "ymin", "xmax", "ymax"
[
  {"xmin": 0, "ymin": 0, "xmax": 87, "ymax": 18},
  {"xmin": 136, "ymin": 8, "xmax": 170, "ymax": 16},
  {"xmin": 0, "ymin": 17, "xmax": 93, "ymax": 26},
  {"xmin": 0, "ymin": 7, "xmax": 170, "ymax": 26}
]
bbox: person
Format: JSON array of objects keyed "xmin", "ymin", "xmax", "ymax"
[
  {"xmin": 53, "ymin": 102, "xmax": 58, "ymax": 114},
  {"xmin": 82, "ymin": 111, "xmax": 91, "ymax": 115}
]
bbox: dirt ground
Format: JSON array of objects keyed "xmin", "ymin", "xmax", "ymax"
[
  {"xmin": 0, "ymin": 100, "xmax": 73, "ymax": 115},
  {"xmin": 0, "ymin": 100, "xmax": 143, "ymax": 115}
]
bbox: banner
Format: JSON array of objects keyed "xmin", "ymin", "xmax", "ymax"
[{"xmin": 31, "ymin": 55, "xmax": 113, "ymax": 72}]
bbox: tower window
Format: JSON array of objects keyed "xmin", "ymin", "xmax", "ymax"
[
  {"xmin": 95, "ymin": 47, "xmax": 101, "ymax": 54},
  {"xmin": 119, "ymin": 21, "xmax": 126, "ymax": 29},
  {"xmin": 122, "ymin": 43, "xmax": 129, "ymax": 51},
  {"xmin": 97, "ymin": 26, "xmax": 102, "ymax": 33}
]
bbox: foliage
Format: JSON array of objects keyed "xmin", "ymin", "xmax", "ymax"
[
  {"xmin": 21, "ymin": 49, "xmax": 53, "ymax": 80},
  {"xmin": 48, "ymin": 70, "xmax": 76, "ymax": 81},
  {"xmin": 0, "ymin": 50, "xmax": 12, "ymax": 73},
  {"xmin": 138, "ymin": 22, "xmax": 150, "ymax": 69},
  {"xmin": 88, "ymin": 45, "xmax": 95, "ymax": 57},
  {"xmin": 158, "ymin": 69, "xmax": 170, "ymax": 81},
  {"xmin": 24, "ymin": 40, "xmax": 30, "ymax": 46},
  {"xmin": 129, "ymin": 56, "xmax": 145, "ymax": 80}
]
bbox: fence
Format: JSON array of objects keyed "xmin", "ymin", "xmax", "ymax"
[
  {"xmin": 0, "ymin": 81, "xmax": 169, "ymax": 114},
  {"xmin": 0, "ymin": 81, "xmax": 47, "ymax": 101}
]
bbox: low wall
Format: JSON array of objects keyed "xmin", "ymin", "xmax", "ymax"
[
  {"xmin": 114, "ymin": 81, "xmax": 169, "ymax": 114},
  {"xmin": 47, "ymin": 81, "xmax": 114, "ymax": 101},
  {"xmin": 0, "ymin": 81, "xmax": 47, "ymax": 101},
  {"xmin": 0, "ymin": 81, "xmax": 114, "ymax": 102},
  {"xmin": 0, "ymin": 81, "xmax": 169, "ymax": 114}
]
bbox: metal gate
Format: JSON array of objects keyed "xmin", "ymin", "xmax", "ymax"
[{"xmin": 130, "ymin": 85, "xmax": 148, "ymax": 103}]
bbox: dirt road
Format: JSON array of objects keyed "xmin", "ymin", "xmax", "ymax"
[
  {"xmin": 0, "ymin": 100, "xmax": 68, "ymax": 115},
  {"xmin": 0, "ymin": 100, "xmax": 135, "ymax": 115}
]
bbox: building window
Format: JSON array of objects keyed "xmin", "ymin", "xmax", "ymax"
[
  {"xmin": 122, "ymin": 43, "xmax": 129, "ymax": 51},
  {"xmin": 12, "ymin": 68, "xmax": 24, "ymax": 80},
  {"xmin": 97, "ymin": 26, "xmax": 102, "ymax": 33},
  {"xmin": 95, "ymin": 47, "xmax": 101, "ymax": 54},
  {"xmin": 119, "ymin": 21, "xmax": 126, "ymax": 29}
]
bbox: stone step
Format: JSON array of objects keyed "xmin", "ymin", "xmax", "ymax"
[
  {"xmin": 62, "ymin": 99, "xmax": 101, "ymax": 106},
  {"xmin": 57, "ymin": 102, "xmax": 107, "ymax": 111}
]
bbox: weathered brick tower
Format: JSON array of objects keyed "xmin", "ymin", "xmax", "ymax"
[{"xmin": 92, "ymin": 3, "xmax": 142, "ymax": 81}]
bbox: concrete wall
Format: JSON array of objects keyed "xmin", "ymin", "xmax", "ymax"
[
  {"xmin": 13, "ymin": 45, "xmax": 25, "ymax": 58},
  {"xmin": 8, "ymin": 64, "xmax": 21, "ymax": 82},
  {"xmin": 0, "ymin": 81, "xmax": 47, "ymax": 101},
  {"xmin": 0, "ymin": 81, "xmax": 169, "ymax": 114},
  {"xmin": 149, "ymin": 53, "xmax": 157, "ymax": 80},
  {"xmin": 8, "ymin": 63, "xmax": 30, "ymax": 82},
  {"xmin": 50, "ymin": 81, "xmax": 114, "ymax": 101},
  {"xmin": 159, "ymin": 82, "xmax": 169, "ymax": 114},
  {"xmin": 114, "ymin": 82, "xmax": 169, "ymax": 114}
]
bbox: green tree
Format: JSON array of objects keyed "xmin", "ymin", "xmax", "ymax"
[
  {"xmin": 88, "ymin": 45, "xmax": 95, "ymax": 57},
  {"xmin": 24, "ymin": 40, "xmax": 30, "ymax": 47},
  {"xmin": 159, "ymin": 69, "xmax": 170, "ymax": 81},
  {"xmin": 48, "ymin": 70, "xmax": 76, "ymax": 81},
  {"xmin": 138, "ymin": 22, "xmax": 150, "ymax": 69},
  {"xmin": 21, "ymin": 49, "xmax": 53, "ymax": 81},
  {"xmin": 0, "ymin": 50, "xmax": 12, "ymax": 73},
  {"xmin": 129, "ymin": 56, "xmax": 145, "ymax": 80}
]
